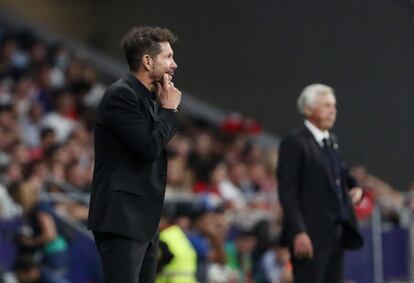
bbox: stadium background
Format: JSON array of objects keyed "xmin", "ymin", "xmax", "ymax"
[
  {"xmin": 1, "ymin": 0, "xmax": 413, "ymax": 189},
  {"xmin": 0, "ymin": 1, "xmax": 413, "ymax": 283}
]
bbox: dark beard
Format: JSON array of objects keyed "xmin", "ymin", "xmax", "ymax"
[{"xmin": 149, "ymin": 71, "xmax": 163, "ymax": 84}]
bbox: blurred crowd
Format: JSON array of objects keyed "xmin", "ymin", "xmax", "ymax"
[{"xmin": 0, "ymin": 25, "xmax": 411, "ymax": 283}]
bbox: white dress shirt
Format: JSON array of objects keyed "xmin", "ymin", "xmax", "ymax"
[{"xmin": 304, "ymin": 120, "xmax": 330, "ymax": 147}]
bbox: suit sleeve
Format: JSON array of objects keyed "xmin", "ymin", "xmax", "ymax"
[
  {"xmin": 105, "ymin": 87, "xmax": 179, "ymax": 161},
  {"xmin": 277, "ymin": 135, "xmax": 307, "ymax": 236}
]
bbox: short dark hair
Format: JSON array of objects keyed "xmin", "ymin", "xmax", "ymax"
[{"xmin": 121, "ymin": 26, "xmax": 177, "ymax": 71}]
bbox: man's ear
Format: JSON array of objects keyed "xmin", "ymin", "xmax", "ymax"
[
  {"xmin": 142, "ymin": 55, "xmax": 152, "ymax": 71},
  {"xmin": 303, "ymin": 105, "xmax": 313, "ymax": 117}
]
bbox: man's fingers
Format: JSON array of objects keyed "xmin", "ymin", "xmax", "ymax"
[
  {"xmin": 295, "ymin": 246, "xmax": 305, "ymax": 258},
  {"xmin": 352, "ymin": 194, "xmax": 358, "ymax": 203},
  {"xmin": 162, "ymin": 73, "xmax": 174, "ymax": 88},
  {"xmin": 162, "ymin": 73, "xmax": 170, "ymax": 87},
  {"xmin": 155, "ymin": 82, "xmax": 163, "ymax": 96},
  {"xmin": 350, "ymin": 188, "xmax": 363, "ymax": 204},
  {"xmin": 174, "ymin": 87, "xmax": 181, "ymax": 96},
  {"xmin": 295, "ymin": 243, "xmax": 313, "ymax": 259}
]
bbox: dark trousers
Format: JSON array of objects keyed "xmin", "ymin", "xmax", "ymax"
[
  {"xmin": 93, "ymin": 231, "xmax": 158, "ymax": 283},
  {"xmin": 292, "ymin": 226, "xmax": 344, "ymax": 283}
]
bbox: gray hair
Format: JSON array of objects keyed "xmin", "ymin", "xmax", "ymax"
[{"xmin": 297, "ymin": 84, "xmax": 335, "ymax": 115}]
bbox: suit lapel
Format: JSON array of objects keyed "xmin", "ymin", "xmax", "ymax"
[
  {"xmin": 124, "ymin": 73, "xmax": 157, "ymax": 121},
  {"xmin": 301, "ymin": 126, "xmax": 336, "ymax": 190}
]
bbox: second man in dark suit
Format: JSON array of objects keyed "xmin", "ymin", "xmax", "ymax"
[{"xmin": 277, "ymin": 84, "xmax": 364, "ymax": 283}]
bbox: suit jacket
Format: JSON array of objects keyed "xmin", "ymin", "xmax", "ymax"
[
  {"xmin": 87, "ymin": 73, "xmax": 179, "ymax": 242},
  {"xmin": 277, "ymin": 126, "xmax": 363, "ymax": 251}
]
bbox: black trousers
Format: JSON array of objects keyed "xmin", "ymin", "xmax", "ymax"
[
  {"xmin": 93, "ymin": 231, "xmax": 158, "ymax": 283},
  {"xmin": 292, "ymin": 226, "xmax": 344, "ymax": 283}
]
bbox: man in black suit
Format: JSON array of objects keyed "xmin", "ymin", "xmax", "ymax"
[
  {"xmin": 277, "ymin": 84, "xmax": 364, "ymax": 283},
  {"xmin": 87, "ymin": 26, "xmax": 181, "ymax": 283}
]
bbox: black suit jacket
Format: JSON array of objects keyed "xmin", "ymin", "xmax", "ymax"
[
  {"xmin": 87, "ymin": 73, "xmax": 179, "ymax": 243},
  {"xmin": 277, "ymin": 126, "xmax": 363, "ymax": 251}
]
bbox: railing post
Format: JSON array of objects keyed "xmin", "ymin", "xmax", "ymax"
[
  {"xmin": 410, "ymin": 219, "xmax": 414, "ymax": 282},
  {"xmin": 372, "ymin": 204, "xmax": 384, "ymax": 283}
]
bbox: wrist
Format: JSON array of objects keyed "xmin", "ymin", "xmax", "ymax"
[{"xmin": 161, "ymin": 107, "xmax": 178, "ymax": 112}]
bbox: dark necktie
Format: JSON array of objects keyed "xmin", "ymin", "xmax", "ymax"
[{"xmin": 322, "ymin": 138, "xmax": 348, "ymax": 221}]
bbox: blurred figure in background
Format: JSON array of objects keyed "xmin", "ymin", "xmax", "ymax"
[
  {"xmin": 352, "ymin": 165, "xmax": 404, "ymax": 223},
  {"xmin": 277, "ymin": 84, "xmax": 364, "ymax": 283},
  {"xmin": 166, "ymin": 153, "xmax": 193, "ymax": 193},
  {"xmin": 187, "ymin": 202, "xmax": 227, "ymax": 283},
  {"xmin": 225, "ymin": 227, "xmax": 257, "ymax": 283},
  {"xmin": 41, "ymin": 89, "xmax": 77, "ymax": 143},
  {"xmin": 156, "ymin": 204, "xmax": 197, "ymax": 283},
  {"xmin": 259, "ymin": 237, "xmax": 292, "ymax": 283},
  {"xmin": 9, "ymin": 182, "xmax": 69, "ymax": 283}
]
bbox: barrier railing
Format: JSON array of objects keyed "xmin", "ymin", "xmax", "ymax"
[{"xmin": 345, "ymin": 200, "xmax": 412, "ymax": 283}]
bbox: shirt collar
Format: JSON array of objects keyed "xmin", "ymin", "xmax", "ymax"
[
  {"xmin": 125, "ymin": 73, "xmax": 156, "ymax": 101},
  {"xmin": 304, "ymin": 120, "xmax": 330, "ymax": 146}
]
